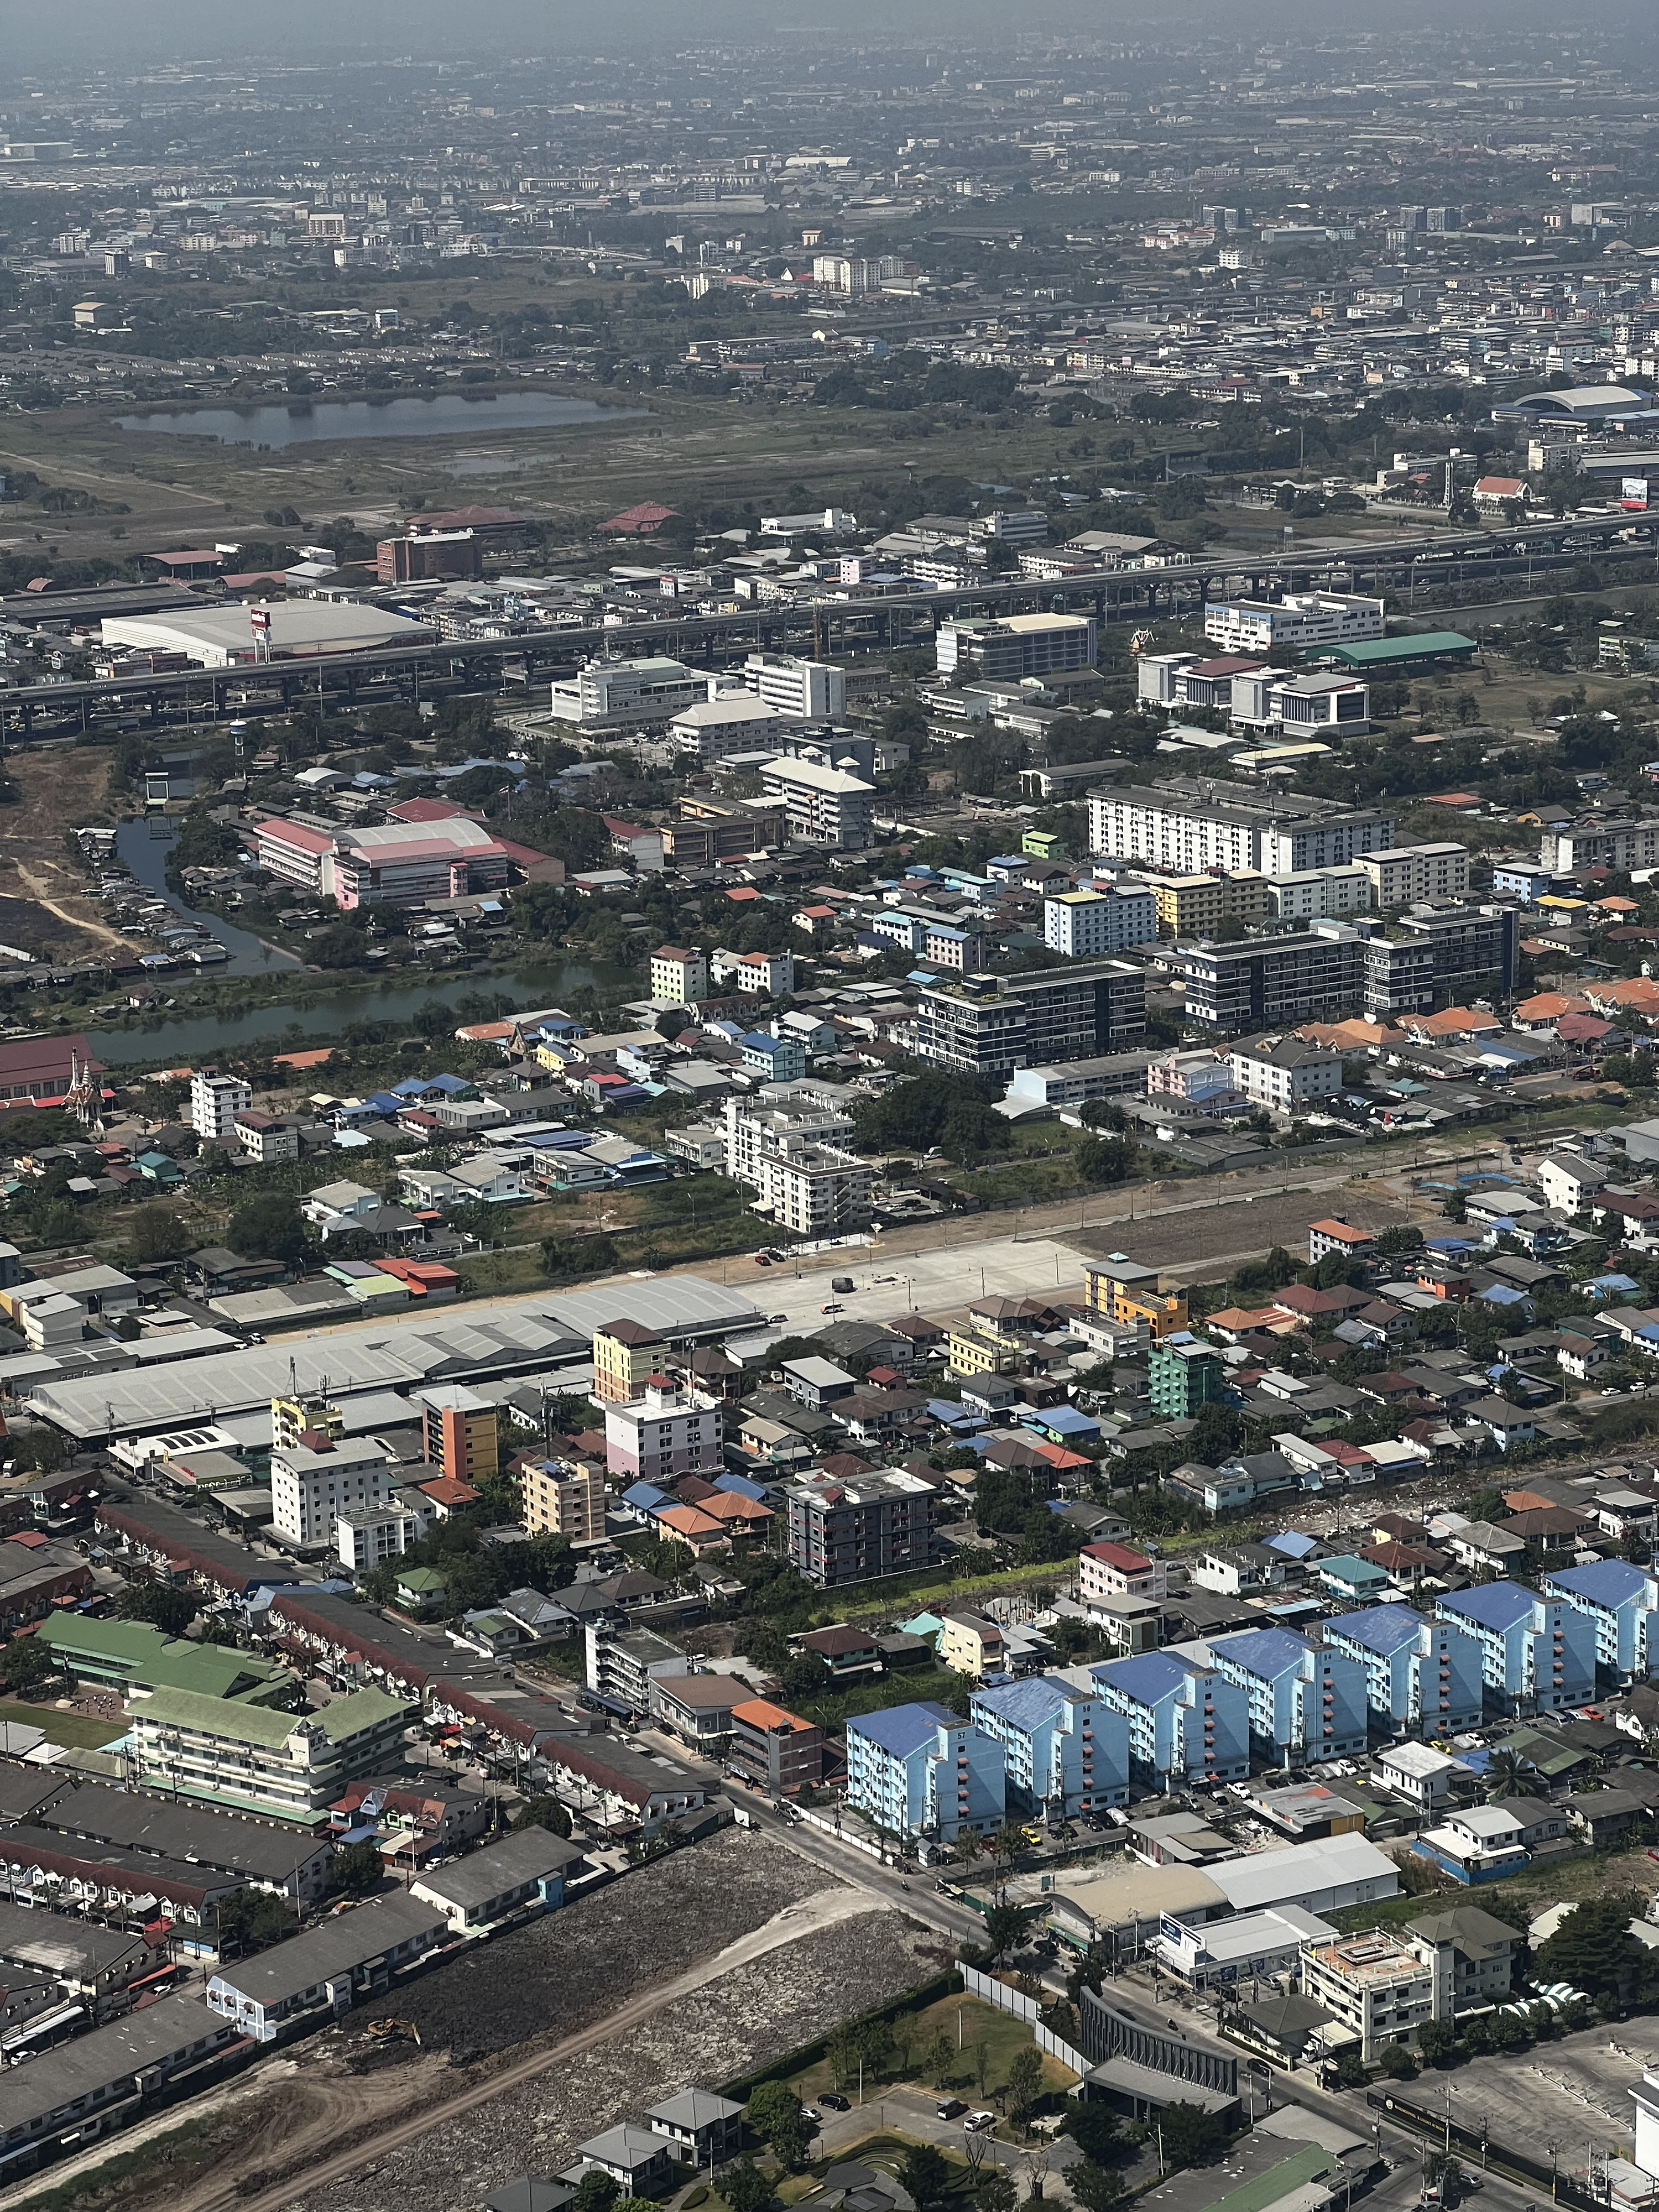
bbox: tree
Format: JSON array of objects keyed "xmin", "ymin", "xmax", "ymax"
[
  {"xmin": 1535, "ymin": 1896, "xmax": 1646, "ymax": 1998},
  {"xmin": 331, "ymin": 1840, "xmax": 384, "ymax": 1896},
  {"xmin": 513, "ymin": 1795, "xmax": 573, "ymax": 1838},
  {"xmin": 984, "ymin": 1902, "xmax": 1033, "ymax": 1964},
  {"xmin": 1070, "ymin": 2164, "xmax": 1125, "ymax": 2212},
  {"xmin": 721, "ymin": 2160, "xmax": 773, "ymax": 2212},
  {"xmin": 900, "ymin": 2145, "xmax": 951, "ymax": 2211},
  {"xmin": 1416, "ymin": 2018, "xmax": 1458, "ymax": 2067},
  {"xmin": 573, "ymin": 2174, "xmax": 620, "ymax": 2212},
  {"xmin": 1063, "ymin": 2106, "xmax": 1120, "ymax": 2163},
  {"xmin": 226, "ymin": 1192, "xmax": 309, "ymax": 1264},
  {"xmin": 1159, "ymin": 2106, "xmax": 1225, "ymax": 2171},
  {"xmin": 1075, "ymin": 1138, "xmax": 1136, "ymax": 1187},
  {"xmin": 1484, "ymin": 1749, "xmax": 1540, "ymax": 1801},
  {"xmin": 924, "ymin": 2026, "xmax": 955, "ymax": 2085},
  {"xmin": 745, "ymin": 2083, "xmax": 811, "ymax": 2173},
  {"xmin": 0, "ymin": 1637, "xmax": 54, "ymax": 1692},
  {"xmin": 975, "ymin": 2171, "xmax": 1017, "ymax": 2212},
  {"xmin": 1377, "ymin": 2043, "xmax": 1418, "ymax": 2079},
  {"xmin": 117, "ymin": 1581, "xmax": 197, "ymax": 1637},
  {"xmin": 129, "ymin": 1207, "xmax": 188, "ymax": 1264},
  {"xmin": 1005, "ymin": 2044, "xmax": 1043, "ymax": 2128}
]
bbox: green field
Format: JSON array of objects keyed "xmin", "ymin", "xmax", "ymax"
[{"xmin": 0, "ymin": 1700, "xmax": 127, "ymax": 1750}]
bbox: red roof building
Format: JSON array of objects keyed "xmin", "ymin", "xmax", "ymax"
[{"xmin": 599, "ymin": 502, "xmax": 680, "ymax": 536}]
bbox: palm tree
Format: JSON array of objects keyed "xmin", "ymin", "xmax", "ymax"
[{"xmin": 1485, "ymin": 1748, "xmax": 1540, "ymax": 1801}]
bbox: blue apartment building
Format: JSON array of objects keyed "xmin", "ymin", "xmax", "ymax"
[
  {"xmin": 843, "ymin": 1700, "xmax": 1006, "ymax": 1843},
  {"xmin": 1089, "ymin": 1653, "xmax": 1249, "ymax": 1785},
  {"xmin": 971, "ymin": 1676, "xmax": 1131, "ymax": 1816},
  {"xmin": 1542, "ymin": 1560, "xmax": 1659, "ymax": 1685},
  {"xmin": 1208, "ymin": 1627, "xmax": 1370, "ymax": 1764},
  {"xmin": 1435, "ymin": 1583, "xmax": 1596, "ymax": 1716},
  {"xmin": 1323, "ymin": 1603, "xmax": 1484, "ymax": 1736}
]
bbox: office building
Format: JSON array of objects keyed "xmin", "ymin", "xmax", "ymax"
[
  {"xmin": 1298, "ymin": 1931, "xmax": 1438, "ymax": 2063},
  {"xmin": 649, "ymin": 946, "xmax": 710, "ymax": 1007},
  {"xmin": 973, "ymin": 509, "xmax": 1051, "ymax": 545},
  {"xmin": 549, "ymin": 656, "xmax": 715, "ymax": 730},
  {"xmin": 376, "ymin": 529, "xmax": 481, "ymax": 584},
  {"xmin": 1209, "ymin": 1629, "xmax": 1370, "ymax": 1762},
  {"xmin": 271, "ymin": 1435, "xmax": 398, "ymax": 1548},
  {"xmin": 1357, "ymin": 843, "xmax": 1470, "ymax": 908},
  {"xmin": 1088, "ymin": 779, "xmax": 1392, "ymax": 878},
  {"xmin": 936, "ymin": 613, "xmax": 1097, "ymax": 682},
  {"xmin": 521, "ymin": 1457, "xmax": 608, "ymax": 1544},
  {"xmin": 1204, "ymin": 593, "xmax": 1385, "ymax": 656},
  {"xmin": 603, "ymin": 1380, "xmax": 723, "ymax": 1483},
  {"xmin": 419, "ymin": 1385, "xmax": 499, "ymax": 1488},
  {"xmin": 757, "ymin": 757, "xmax": 875, "ymax": 849},
  {"xmin": 1323, "ymin": 1604, "xmax": 1485, "ymax": 1735},
  {"xmin": 1229, "ymin": 670, "xmax": 1370, "ymax": 736},
  {"xmin": 1181, "ymin": 926, "xmax": 1366, "ymax": 1031},
  {"xmin": 844, "ymin": 1701, "xmax": 1006, "ymax": 1842},
  {"xmin": 1435, "ymin": 1583, "xmax": 1597, "ymax": 1716},
  {"xmin": 1090, "ymin": 1653, "xmax": 1250, "ymax": 1785},
  {"xmin": 741, "ymin": 653, "xmax": 847, "ymax": 720},
  {"xmin": 129, "ymin": 1685, "xmax": 409, "ymax": 1823},
  {"xmin": 971, "ymin": 1677, "xmax": 1131, "ymax": 1815},
  {"xmin": 1044, "ymin": 886, "xmax": 1157, "ymax": 957},
  {"xmin": 1148, "ymin": 1335, "xmax": 1227, "ymax": 1417},
  {"xmin": 913, "ymin": 961, "xmax": 1146, "ymax": 1081},
  {"xmin": 190, "ymin": 1067, "xmax": 252, "ymax": 1142},
  {"xmin": 784, "ymin": 1467, "xmax": 938, "ymax": 1587}
]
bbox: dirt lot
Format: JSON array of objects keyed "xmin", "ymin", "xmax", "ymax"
[
  {"xmin": 1055, "ymin": 1174, "xmax": 1423, "ymax": 1285},
  {"xmin": 0, "ymin": 750, "xmax": 133, "ymax": 962}
]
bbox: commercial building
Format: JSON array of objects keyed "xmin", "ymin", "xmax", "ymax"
[
  {"xmin": 1088, "ymin": 780, "xmax": 1392, "ymax": 879},
  {"xmin": 521, "ymin": 1457, "xmax": 608, "ymax": 1545},
  {"xmin": 662, "ymin": 799, "xmax": 787, "ymax": 869},
  {"xmin": 1044, "ymin": 886, "xmax": 1157, "ymax": 957},
  {"xmin": 936, "ymin": 612, "xmax": 1097, "ymax": 682},
  {"xmin": 100, "ymin": 601, "xmax": 434, "ymax": 669},
  {"xmin": 549, "ymin": 657, "xmax": 714, "ymax": 730},
  {"xmin": 843, "ymin": 1700, "xmax": 1006, "ymax": 1842},
  {"xmin": 913, "ymin": 961, "xmax": 1146, "ymax": 1081},
  {"xmin": 757, "ymin": 757, "xmax": 875, "ymax": 849},
  {"xmin": 409, "ymin": 1827, "xmax": 582, "ymax": 1933},
  {"xmin": 205, "ymin": 1892, "xmax": 444, "ymax": 2042},
  {"xmin": 1323, "ymin": 1604, "xmax": 1485, "ymax": 1735},
  {"xmin": 1297, "ymin": 1931, "xmax": 1437, "ymax": 2063},
  {"xmin": 1435, "ymin": 1583, "xmax": 1597, "ymax": 1716},
  {"xmin": 1358, "ymin": 843, "xmax": 1470, "ymax": 908},
  {"xmin": 190, "ymin": 1067, "xmax": 251, "ymax": 1141},
  {"xmin": 128, "ymin": 1685, "xmax": 410, "ymax": 1823},
  {"xmin": 1204, "ymin": 593, "xmax": 1386, "ymax": 655},
  {"xmin": 19, "ymin": 1782, "xmax": 335, "ymax": 1903},
  {"xmin": 727, "ymin": 1698, "xmax": 825, "ymax": 1796},
  {"xmin": 376, "ymin": 528, "xmax": 481, "ymax": 584},
  {"xmin": 1090, "ymin": 1653, "xmax": 1250, "ymax": 1785},
  {"xmin": 1208, "ymin": 1629, "xmax": 1370, "ymax": 1763},
  {"xmin": 271, "ymin": 1436, "xmax": 398, "ymax": 1549},
  {"xmin": 603, "ymin": 1380, "xmax": 724, "ymax": 1484},
  {"xmin": 1154, "ymin": 1904, "xmax": 1335, "ymax": 1992},
  {"xmin": 784, "ymin": 1467, "xmax": 938, "ymax": 1587},
  {"xmin": 741, "ymin": 653, "xmax": 847, "ymax": 720},
  {"xmin": 971, "ymin": 1676, "xmax": 1130, "ymax": 1815},
  {"xmin": 419, "ymin": 1385, "xmax": 499, "ymax": 1488},
  {"xmin": 1541, "ymin": 1560, "xmax": 1659, "ymax": 1685},
  {"xmin": 1406, "ymin": 1905, "xmax": 1522, "ymax": 2016}
]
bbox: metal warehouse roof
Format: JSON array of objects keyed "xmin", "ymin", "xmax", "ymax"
[
  {"xmin": 28, "ymin": 1280, "xmax": 760, "ymax": 1439},
  {"xmin": 1318, "ymin": 631, "xmax": 1478, "ymax": 667}
]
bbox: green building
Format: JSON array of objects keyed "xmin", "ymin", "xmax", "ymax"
[
  {"xmin": 127, "ymin": 1685, "xmax": 411, "ymax": 1823},
  {"xmin": 33, "ymin": 1613, "xmax": 298, "ymax": 1707},
  {"xmin": 1021, "ymin": 827, "xmax": 1068, "ymax": 862},
  {"xmin": 1148, "ymin": 1335, "xmax": 1227, "ymax": 1418}
]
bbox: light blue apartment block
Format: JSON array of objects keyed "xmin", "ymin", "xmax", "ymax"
[
  {"xmin": 1209, "ymin": 1627, "xmax": 1369, "ymax": 1763},
  {"xmin": 843, "ymin": 1700, "xmax": 1006, "ymax": 1842},
  {"xmin": 1435, "ymin": 1582, "xmax": 1596, "ymax": 1716},
  {"xmin": 971, "ymin": 1675, "xmax": 1130, "ymax": 1815},
  {"xmin": 1542, "ymin": 1559, "xmax": 1659, "ymax": 1685},
  {"xmin": 1322, "ymin": 1603, "xmax": 1484, "ymax": 1736},
  {"xmin": 1089, "ymin": 1653, "xmax": 1249, "ymax": 1785}
]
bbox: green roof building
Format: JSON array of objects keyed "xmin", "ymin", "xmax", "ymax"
[
  {"xmin": 34, "ymin": 1613, "xmax": 298, "ymax": 1707},
  {"xmin": 127, "ymin": 1684, "xmax": 411, "ymax": 1824},
  {"xmin": 1316, "ymin": 631, "xmax": 1478, "ymax": 670}
]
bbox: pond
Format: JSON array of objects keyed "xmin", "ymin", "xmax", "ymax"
[{"xmin": 113, "ymin": 392, "xmax": 648, "ymax": 448}]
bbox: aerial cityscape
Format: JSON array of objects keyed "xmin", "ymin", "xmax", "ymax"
[{"xmin": 8, "ymin": 13, "xmax": 1659, "ymax": 2212}]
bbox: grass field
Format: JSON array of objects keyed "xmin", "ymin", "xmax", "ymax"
[
  {"xmin": 776, "ymin": 2135, "xmax": 978, "ymax": 2208},
  {"xmin": 778, "ymin": 1991, "xmax": 1077, "ymax": 2115},
  {"xmin": 0, "ymin": 1699, "xmax": 127, "ymax": 1749}
]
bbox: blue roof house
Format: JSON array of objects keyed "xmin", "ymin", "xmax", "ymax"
[
  {"xmin": 1542, "ymin": 1560, "xmax": 1659, "ymax": 1686},
  {"xmin": 971, "ymin": 1676, "xmax": 1130, "ymax": 1817},
  {"xmin": 1323, "ymin": 1603, "xmax": 1483, "ymax": 1735},
  {"xmin": 843, "ymin": 1701, "xmax": 1006, "ymax": 1843},
  {"xmin": 1208, "ymin": 1628, "xmax": 1369, "ymax": 1764},
  {"xmin": 1088, "ymin": 1654, "xmax": 1249, "ymax": 1785},
  {"xmin": 1435, "ymin": 1582, "xmax": 1595, "ymax": 1717},
  {"xmin": 739, "ymin": 1032, "xmax": 807, "ymax": 1082}
]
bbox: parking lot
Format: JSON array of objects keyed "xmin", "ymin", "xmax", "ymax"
[{"xmin": 1397, "ymin": 2021, "xmax": 1659, "ymax": 2183}]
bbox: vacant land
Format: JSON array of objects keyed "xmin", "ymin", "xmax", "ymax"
[
  {"xmin": 781, "ymin": 1990, "xmax": 1077, "ymax": 2112},
  {"xmin": 0, "ymin": 752, "xmax": 133, "ymax": 965}
]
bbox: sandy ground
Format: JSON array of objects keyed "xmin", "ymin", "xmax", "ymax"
[{"xmin": 0, "ymin": 751, "xmax": 134, "ymax": 962}]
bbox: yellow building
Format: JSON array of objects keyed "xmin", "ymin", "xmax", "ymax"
[
  {"xmin": 935, "ymin": 1610, "xmax": 1008, "ymax": 1679},
  {"xmin": 1084, "ymin": 1265, "xmax": 1188, "ymax": 1342},
  {"xmin": 1139, "ymin": 870, "xmax": 1270, "ymax": 940},
  {"xmin": 947, "ymin": 1322, "xmax": 1025, "ymax": 1378},
  {"xmin": 522, "ymin": 1457, "xmax": 607, "ymax": 1543},
  {"xmin": 592, "ymin": 1319, "xmax": 670, "ymax": 1405},
  {"xmin": 270, "ymin": 1392, "xmax": 344, "ymax": 1453}
]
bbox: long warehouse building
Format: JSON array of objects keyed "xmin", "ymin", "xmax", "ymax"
[{"xmin": 26, "ymin": 1280, "xmax": 763, "ymax": 1442}]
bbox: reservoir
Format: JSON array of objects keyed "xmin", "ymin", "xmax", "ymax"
[{"xmin": 114, "ymin": 392, "xmax": 647, "ymax": 448}]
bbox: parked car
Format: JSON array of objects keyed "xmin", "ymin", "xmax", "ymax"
[{"xmin": 820, "ymin": 2092, "xmax": 850, "ymax": 2112}]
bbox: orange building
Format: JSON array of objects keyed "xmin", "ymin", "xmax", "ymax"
[{"xmin": 418, "ymin": 1385, "xmax": 499, "ymax": 1486}]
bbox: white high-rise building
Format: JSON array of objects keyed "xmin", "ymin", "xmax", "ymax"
[
  {"xmin": 742, "ymin": 653, "xmax": 847, "ymax": 721},
  {"xmin": 272, "ymin": 1436, "xmax": 398, "ymax": 1548},
  {"xmin": 190, "ymin": 1066, "xmax": 252, "ymax": 1142},
  {"xmin": 1044, "ymin": 887, "xmax": 1157, "ymax": 957}
]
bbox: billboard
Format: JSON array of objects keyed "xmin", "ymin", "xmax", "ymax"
[{"xmin": 1622, "ymin": 476, "xmax": 1650, "ymax": 510}]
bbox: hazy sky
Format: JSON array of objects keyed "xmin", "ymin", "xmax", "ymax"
[{"xmin": 0, "ymin": 0, "xmax": 1644, "ymax": 67}]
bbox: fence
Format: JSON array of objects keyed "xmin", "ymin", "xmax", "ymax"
[
  {"xmin": 961, "ymin": 1963, "xmax": 1090, "ymax": 2078},
  {"xmin": 794, "ymin": 1806, "xmax": 888, "ymax": 1861}
]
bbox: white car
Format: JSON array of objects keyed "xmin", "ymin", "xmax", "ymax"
[{"xmin": 965, "ymin": 2112, "xmax": 997, "ymax": 2133}]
